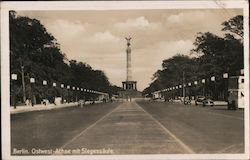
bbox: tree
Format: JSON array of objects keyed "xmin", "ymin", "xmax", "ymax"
[
  {"xmin": 10, "ymin": 11, "xmax": 121, "ymax": 104},
  {"xmin": 143, "ymin": 15, "xmax": 244, "ymax": 100},
  {"xmin": 143, "ymin": 54, "xmax": 199, "ymax": 95},
  {"xmin": 222, "ymin": 15, "xmax": 243, "ymax": 39},
  {"xmin": 10, "ymin": 10, "xmax": 64, "ymax": 103}
]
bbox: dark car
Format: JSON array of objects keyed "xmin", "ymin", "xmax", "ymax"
[{"xmin": 195, "ymin": 96, "xmax": 206, "ymax": 105}]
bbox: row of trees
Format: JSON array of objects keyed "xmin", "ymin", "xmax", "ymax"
[
  {"xmin": 10, "ymin": 11, "xmax": 122, "ymax": 104},
  {"xmin": 143, "ymin": 15, "xmax": 244, "ymax": 100}
]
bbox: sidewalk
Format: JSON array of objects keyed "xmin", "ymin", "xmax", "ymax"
[
  {"xmin": 171, "ymin": 100, "xmax": 228, "ymax": 106},
  {"xmin": 10, "ymin": 102, "xmax": 78, "ymax": 115}
]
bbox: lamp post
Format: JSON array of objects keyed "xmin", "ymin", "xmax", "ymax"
[
  {"xmin": 223, "ymin": 73, "xmax": 229, "ymax": 101},
  {"xmin": 11, "ymin": 74, "xmax": 17, "ymax": 109},
  {"xmin": 202, "ymin": 79, "xmax": 206, "ymax": 96},
  {"xmin": 188, "ymin": 82, "xmax": 191, "ymax": 99},
  {"xmin": 61, "ymin": 84, "xmax": 64, "ymax": 104},
  {"xmin": 182, "ymin": 72, "xmax": 185, "ymax": 104},
  {"xmin": 21, "ymin": 66, "xmax": 26, "ymax": 103},
  {"xmin": 72, "ymin": 86, "xmax": 75, "ymax": 102},
  {"xmin": 67, "ymin": 85, "xmax": 70, "ymax": 103},
  {"xmin": 80, "ymin": 88, "xmax": 83, "ymax": 100},
  {"xmin": 43, "ymin": 80, "xmax": 47, "ymax": 105},
  {"xmin": 194, "ymin": 81, "xmax": 198, "ymax": 99},
  {"xmin": 30, "ymin": 77, "xmax": 35, "ymax": 106},
  {"xmin": 211, "ymin": 76, "xmax": 215, "ymax": 99},
  {"xmin": 76, "ymin": 87, "xmax": 79, "ymax": 102},
  {"xmin": 53, "ymin": 82, "xmax": 56, "ymax": 104}
]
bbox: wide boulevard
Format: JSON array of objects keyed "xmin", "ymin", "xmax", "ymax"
[{"xmin": 11, "ymin": 100, "xmax": 244, "ymax": 155}]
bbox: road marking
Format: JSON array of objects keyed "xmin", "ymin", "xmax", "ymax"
[
  {"xmin": 135, "ymin": 102, "xmax": 196, "ymax": 154},
  {"xmin": 216, "ymin": 143, "xmax": 244, "ymax": 153},
  {"xmin": 60, "ymin": 103, "xmax": 122, "ymax": 149}
]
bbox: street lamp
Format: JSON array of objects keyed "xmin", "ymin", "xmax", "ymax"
[
  {"xmin": 42, "ymin": 80, "xmax": 47, "ymax": 105},
  {"xmin": 211, "ymin": 76, "xmax": 216, "ymax": 99},
  {"xmin": 194, "ymin": 81, "xmax": 198, "ymax": 99},
  {"xmin": 76, "ymin": 87, "xmax": 79, "ymax": 102},
  {"xmin": 52, "ymin": 82, "xmax": 56, "ymax": 104},
  {"xmin": 61, "ymin": 84, "xmax": 64, "ymax": 104},
  {"xmin": 11, "ymin": 74, "xmax": 17, "ymax": 109},
  {"xmin": 67, "ymin": 85, "xmax": 70, "ymax": 103},
  {"xmin": 21, "ymin": 66, "xmax": 26, "ymax": 103},
  {"xmin": 223, "ymin": 73, "xmax": 229, "ymax": 101},
  {"xmin": 72, "ymin": 87, "xmax": 76, "ymax": 102},
  {"xmin": 30, "ymin": 77, "xmax": 35, "ymax": 106},
  {"xmin": 202, "ymin": 79, "xmax": 206, "ymax": 96}
]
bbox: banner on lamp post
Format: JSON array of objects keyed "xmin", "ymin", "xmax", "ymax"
[
  {"xmin": 211, "ymin": 76, "xmax": 215, "ymax": 81},
  {"xmin": 240, "ymin": 69, "xmax": 244, "ymax": 75},
  {"xmin": 202, "ymin": 79, "xmax": 205, "ymax": 83},
  {"xmin": 43, "ymin": 80, "xmax": 47, "ymax": 85},
  {"xmin": 11, "ymin": 74, "xmax": 17, "ymax": 80},
  {"xmin": 223, "ymin": 73, "xmax": 228, "ymax": 79},
  {"xmin": 30, "ymin": 78, "xmax": 35, "ymax": 83}
]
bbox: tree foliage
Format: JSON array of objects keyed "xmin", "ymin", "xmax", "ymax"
[
  {"xmin": 10, "ymin": 11, "xmax": 121, "ymax": 103},
  {"xmin": 143, "ymin": 15, "xmax": 243, "ymax": 99},
  {"xmin": 222, "ymin": 15, "xmax": 243, "ymax": 39}
]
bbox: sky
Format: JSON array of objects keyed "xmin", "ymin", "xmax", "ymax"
[{"xmin": 18, "ymin": 9, "xmax": 242, "ymax": 91}]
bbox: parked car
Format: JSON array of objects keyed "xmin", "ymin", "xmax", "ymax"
[
  {"xmin": 195, "ymin": 96, "xmax": 206, "ymax": 105},
  {"xmin": 202, "ymin": 98, "xmax": 214, "ymax": 107}
]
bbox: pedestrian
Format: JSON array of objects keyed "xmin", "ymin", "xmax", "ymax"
[{"xmin": 25, "ymin": 99, "xmax": 30, "ymax": 106}]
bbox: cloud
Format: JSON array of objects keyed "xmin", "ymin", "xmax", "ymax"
[
  {"xmin": 46, "ymin": 19, "xmax": 85, "ymax": 42},
  {"xmin": 90, "ymin": 31, "xmax": 120, "ymax": 42},
  {"xmin": 114, "ymin": 16, "xmax": 160, "ymax": 30},
  {"xmin": 83, "ymin": 31, "xmax": 124, "ymax": 55},
  {"xmin": 167, "ymin": 11, "xmax": 207, "ymax": 24},
  {"xmin": 17, "ymin": 9, "xmax": 242, "ymax": 91}
]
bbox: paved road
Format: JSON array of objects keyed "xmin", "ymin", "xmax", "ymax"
[
  {"xmin": 138, "ymin": 101, "xmax": 244, "ymax": 153},
  {"xmin": 11, "ymin": 102, "xmax": 121, "ymax": 152},
  {"xmin": 63, "ymin": 101, "xmax": 194, "ymax": 154},
  {"xmin": 11, "ymin": 100, "xmax": 244, "ymax": 155}
]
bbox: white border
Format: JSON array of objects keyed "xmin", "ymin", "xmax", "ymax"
[{"xmin": 1, "ymin": 1, "xmax": 249, "ymax": 160}]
